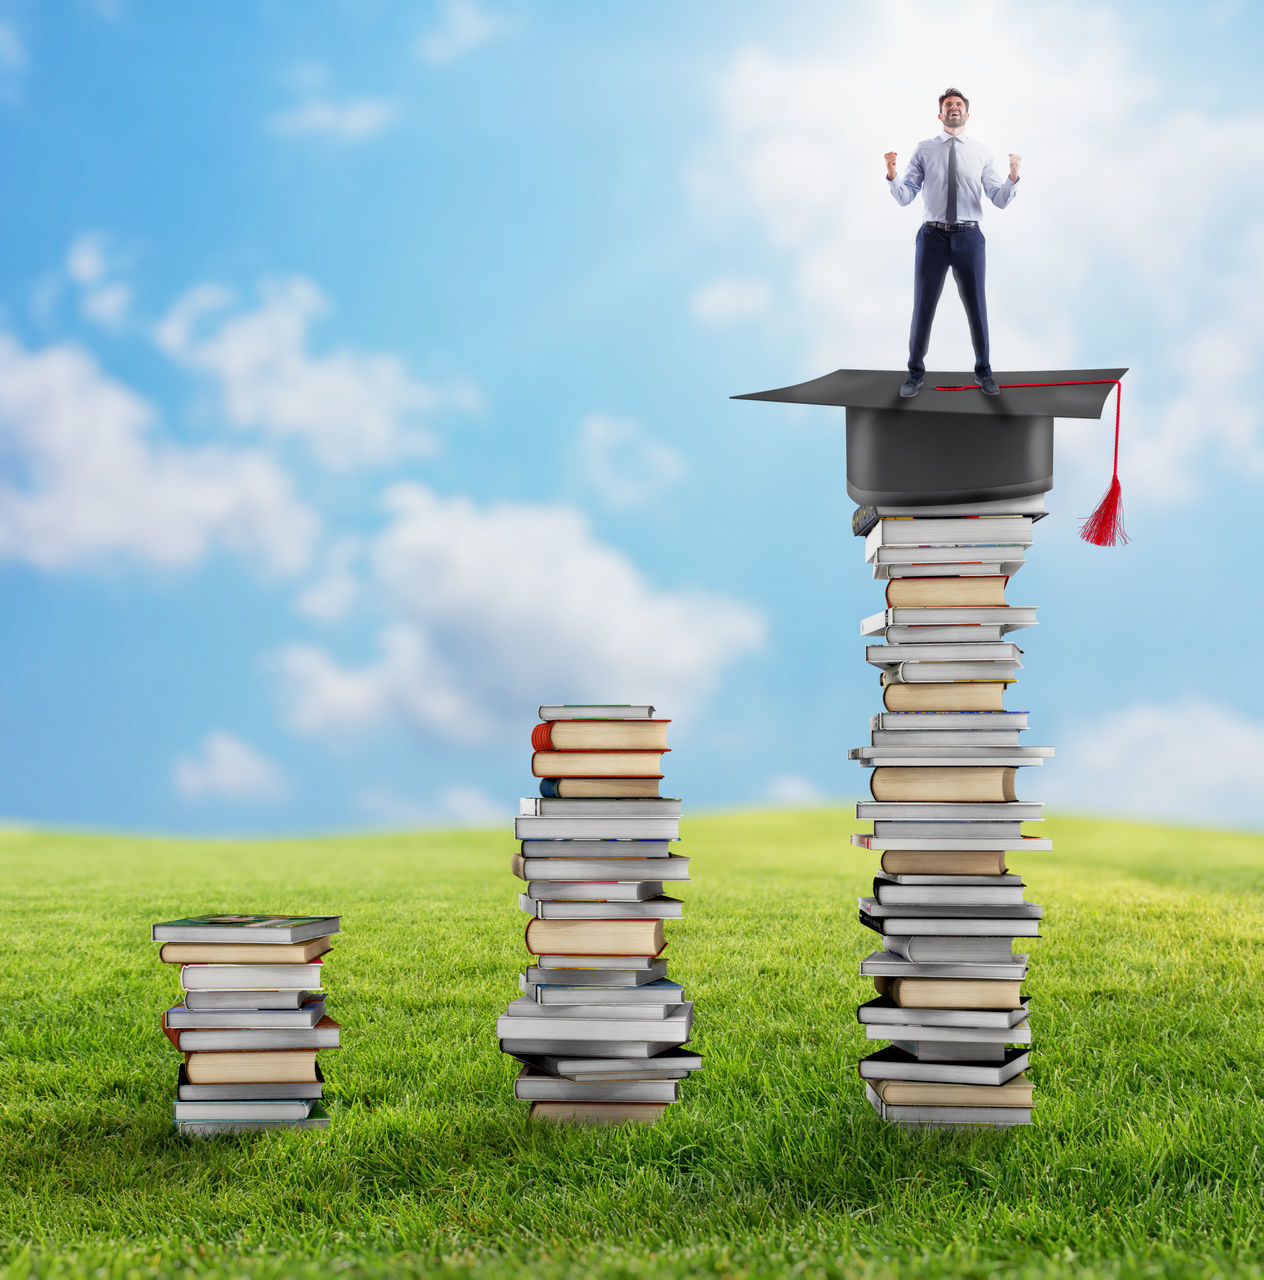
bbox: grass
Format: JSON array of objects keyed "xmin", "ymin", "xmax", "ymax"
[{"xmin": 2, "ymin": 811, "xmax": 1263, "ymax": 1280}]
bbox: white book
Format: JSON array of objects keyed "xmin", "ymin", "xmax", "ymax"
[
  {"xmin": 513, "ymin": 1070, "xmax": 679, "ymax": 1104},
  {"xmin": 862, "ymin": 607, "xmax": 1037, "ymax": 633},
  {"xmin": 536, "ymin": 954, "xmax": 662, "ymax": 970},
  {"xmin": 499, "ymin": 1038, "xmax": 684, "ymax": 1057},
  {"xmin": 856, "ymin": 803, "xmax": 1043, "ymax": 819},
  {"xmin": 891, "ymin": 1040, "xmax": 1007, "ymax": 1063},
  {"xmin": 873, "ymin": 882, "xmax": 1026, "ymax": 906},
  {"xmin": 876, "ymin": 872, "xmax": 1023, "ymax": 886},
  {"xmin": 522, "ymin": 798, "xmax": 682, "ymax": 817},
  {"xmin": 172, "ymin": 1099, "xmax": 316, "ymax": 1123},
  {"xmin": 503, "ymin": 995, "xmax": 679, "ymax": 1021},
  {"xmin": 869, "ymin": 544, "xmax": 1028, "ymax": 567},
  {"xmin": 874, "ymin": 561, "xmax": 1023, "ymax": 580},
  {"xmin": 863, "ymin": 1021, "xmax": 1031, "ymax": 1044},
  {"xmin": 520, "ymin": 894, "xmax": 683, "ymax": 920},
  {"xmin": 538, "ymin": 704, "xmax": 655, "ymax": 720},
  {"xmin": 165, "ymin": 999, "xmax": 326, "ymax": 1029},
  {"xmin": 871, "ymin": 731, "xmax": 1022, "ymax": 747},
  {"xmin": 865, "ymin": 515, "xmax": 1033, "ymax": 556},
  {"xmin": 853, "ymin": 836, "xmax": 1053, "ymax": 852},
  {"xmin": 179, "ymin": 963, "xmax": 325, "ymax": 992},
  {"xmin": 858, "ymin": 997, "xmax": 1030, "ymax": 1030},
  {"xmin": 849, "ymin": 747, "xmax": 1050, "ymax": 764},
  {"xmin": 866, "ymin": 642, "xmax": 1022, "ymax": 665},
  {"xmin": 524, "ymin": 963, "xmax": 668, "ymax": 987},
  {"xmin": 519, "ymin": 839, "xmax": 672, "ymax": 858},
  {"xmin": 856, "ymin": 493, "xmax": 1046, "ymax": 522},
  {"xmin": 860, "ymin": 951, "xmax": 1030, "ymax": 981},
  {"xmin": 518, "ymin": 855, "xmax": 689, "ymax": 881},
  {"xmin": 865, "ymin": 1083, "xmax": 1031, "ymax": 1127},
  {"xmin": 881, "ymin": 660, "xmax": 1020, "ymax": 683},
  {"xmin": 516, "ymin": 817, "xmax": 679, "ymax": 840},
  {"xmin": 511, "ymin": 1048, "xmax": 702, "ymax": 1077},
  {"xmin": 872, "ymin": 821, "xmax": 1032, "ymax": 837},
  {"xmin": 859, "ymin": 1045, "xmax": 1029, "ymax": 1086},
  {"xmin": 497, "ymin": 998, "xmax": 693, "ymax": 1042},
  {"xmin": 527, "ymin": 881, "xmax": 663, "ymax": 901},
  {"xmin": 870, "ymin": 712, "xmax": 1030, "ymax": 730},
  {"xmin": 184, "ymin": 989, "xmax": 313, "ymax": 1012},
  {"xmin": 523, "ymin": 978, "xmax": 685, "ymax": 1006},
  {"xmin": 883, "ymin": 936, "xmax": 1015, "ymax": 962},
  {"xmin": 879, "ymin": 624, "xmax": 1008, "ymax": 643},
  {"xmin": 860, "ymin": 898, "xmax": 1043, "ymax": 921}
]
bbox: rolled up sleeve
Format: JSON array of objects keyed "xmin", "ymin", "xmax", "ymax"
[
  {"xmin": 888, "ymin": 146, "xmax": 925, "ymax": 207},
  {"xmin": 982, "ymin": 152, "xmax": 1018, "ymax": 208}
]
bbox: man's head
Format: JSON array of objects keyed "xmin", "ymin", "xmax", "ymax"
[{"xmin": 938, "ymin": 88, "xmax": 969, "ymax": 129}]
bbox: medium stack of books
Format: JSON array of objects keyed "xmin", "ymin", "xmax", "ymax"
[
  {"xmin": 152, "ymin": 914, "xmax": 341, "ymax": 1134},
  {"xmin": 849, "ymin": 495, "xmax": 1050, "ymax": 1128},
  {"xmin": 496, "ymin": 703, "xmax": 700, "ymax": 1123}
]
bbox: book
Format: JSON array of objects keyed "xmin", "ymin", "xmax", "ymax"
[
  {"xmin": 866, "ymin": 517, "xmax": 1033, "ymax": 559},
  {"xmin": 851, "ymin": 494, "xmax": 1046, "ymax": 536},
  {"xmin": 164, "ymin": 1014, "xmax": 340, "ymax": 1052},
  {"xmin": 862, "ymin": 1021, "xmax": 1031, "ymax": 1044},
  {"xmin": 540, "ymin": 778, "xmax": 661, "ymax": 798},
  {"xmin": 858, "ymin": 996, "xmax": 1029, "ymax": 1028},
  {"xmin": 165, "ymin": 998, "xmax": 326, "ymax": 1029},
  {"xmin": 859, "ymin": 906, "xmax": 1041, "ymax": 938},
  {"xmin": 880, "ymin": 661, "xmax": 1019, "ymax": 683},
  {"xmin": 178, "ymin": 1102, "xmax": 331, "ymax": 1135},
  {"xmin": 872, "ymin": 879, "xmax": 1025, "ymax": 906},
  {"xmin": 851, "ymin": 747, "xmax": 1049, "ymax": 765},
  {"xmin": 158, "ymin": 938, "xmax": 333, "ymax": 965},
  {"xmin": 183, "ymin": 989, "xmax": 314, "ymax": 1012},
  {"xmin": 526, "ymin": 880, "xmax": 664, "ymax": 901},
  {"xmin": 854, "ymin": 836, "xmax": 1052, "ymax": 852},
  {"xmin": 862, "ymin": 608, "xmax": 1037, "ymax": 634},
  {"xmin": 532, "ymin": 751, "xmax": 666, "ymax": 778},
  {"xmin": 495, "ymin": 1005, "xmax": 692, "ymax": 1043},
  {"xmin": 537, "ymin": 704, "xmax": 654, "ymax": 720},
  {"xmin": 535, "ymin": 954, "xmax": 665, "ymax": 970},
  {"xmin": 523, "ymin": 918, "xmax": 665, "ymax": 956},
  {"xmin": 183, "ymin": 1050, "xmax": 320, "ymax": 1085},
  {"xmin": 866, "ymin": 642, "xmax": 1022, "ymax": 665},
  {"xmin": 860, "ymin": 951, "xmax": 1029, "ymax": 982},
  {"xmin": 883, "ymin": 935, "xmax": 1015, "ymax": 962},
  {"xmin": 529, "ymin": 1101, "xmax": 669, "ymax": 1124},
  {"xmin": 870, "ymin": 712, "xmax": 1029, "ymax": 730},
  {"xmin": 880, "ymin": 850, "xmax": 1008, "ymax": 875},
  {"xmin": 524, "ymin": 962, "xmax": 668, "ymax": 987},
  {"xmin": 874, "ymin": 821, "xmax": 1030, "ymax": 838},
  {"xmin": 856, "ymin": 802, "xmax": 1042, "ymax": 819},
  {"xmin": 863, "ymin": 1082, "xmax": 1030, "ymax": 1127},
  {"xmin": 875, "ymin": 560, "xmax": 1023, "ymax": 580},
  {"xmin": 870, "ymin": 1075, "xmax": 1033, "ymax": 1107},
  {"xmin": 880, "ymin": 977, "xmax": 1024, "ymax": 1009},
  {"xmin": 522, "ymin": 798, "xmax": 682, "ymax": 817},
  {"xmin": 513, "ymin": 1069, "xmax": 679, "ymax": 1104},
  {"xmin": 513, "ymin": 853, "xmax": 689, "ymax": 881},
  {"xmin": 176, "ymin": 1063, "xmax": 324, "ymax": 1101},
  {"xmin": 510, "ymin": 1048, "xmax": 701, "ymax": 1079},
  {"xmin": 860, "ymin": 898, "xmax": 1043, "ymax": 921},
  {"xmin": 870, "ymin": 730, "xmax": 1022, "ymax": 747},
  {"xmin": 520, "ymin": 894, "xmax": 683, "ymax": 920},
  {"xmin": 179, "ymin": 962, "xmax": 325, "ymax": 991},
  {"xmin": 151, "ymin": 915, "xmax": 340, "ymax": 945},
  {"xmin": 890, "ymin": 1040, "xmax": 1008, "ymax": 1063},
  {"xmin": 532, "ymin": 721, "xmax": 670, "ymax": 750},
  {"xmin": 515, "ymin": 817, "xmax": 679, "ymax": 840},
  {"xmin": 519, "ymin": 839, "xmax": 671, "ymax": 858},
  {"xmin": 883, "ymin": 682, "xmax": 1006, "ymax": 711},
  {"xmin": 501, "ymin": 997, "xmax": 682, "ymax": 1023},
  {"xmin": 173, "ymin": 1098, "xmax": 317, "ymax": 1122},
  {"xmin": 500, "ymin": 1037, "xmax": 685, "ymax": 1058},
  {"xmin": 885, "ymin": 578, "xmax": 1008, "ymax": 607},
  {"xmin": 878, "ymin": 623, "xmax": 1008, "ymax": 643},
  {"xmin": 858, "ymin": 1045, "xmax": 1029, "ymax": 1086},
  {"xmin": 871, "ymin": 767, "xmax": 1018, "ymax": 803},
  {"xmin": 523, "ymin": 979, "xmax": 684, "ymax": 1006}
]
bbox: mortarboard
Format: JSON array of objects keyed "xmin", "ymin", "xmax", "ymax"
[{"xmin": 734, "ymin": 368, "xmax": 1128, "ymax": 544}]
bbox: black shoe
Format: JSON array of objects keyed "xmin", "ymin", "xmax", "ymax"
[
  {"xmin": 900, "ymin": 375, "xmax": 923, "ymax": 398},
  {"xmin": 975, "ymin": 373, "xmax": 1000, "ymax": 396}
]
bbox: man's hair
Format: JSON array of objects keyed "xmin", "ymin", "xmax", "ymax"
[{"xmin": 939, "ymin": 87, "xmax": 969, "ymax": 112}]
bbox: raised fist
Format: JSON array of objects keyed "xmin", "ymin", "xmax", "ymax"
[
  {"xmin": 1008, "ymin": 153, "xmax": 1022, "ymax": 179},
  {"xmin": 884, "ymin": 151, "xmax": 898, "ymax": 179}
]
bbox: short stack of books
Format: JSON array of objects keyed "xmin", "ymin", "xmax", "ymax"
[
  {"xmin": 497, "ymin": 703, "xmax": 700, "ymax": 1123},
  {"xmin": 849, "ymin": 496, "xmax": 1051, "ymax": 1128},
  {"xmin": 152, "ymin": 914, "xmax": 341, "ymax": 1134}
]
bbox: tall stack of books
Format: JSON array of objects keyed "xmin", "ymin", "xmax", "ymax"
[
  {"xmin": 152, "ymin": 914, "xmax": 341, "ymax": 1134},
  {"xmin": 849, "ymin": 496, "xmax": 1051, "ymax": 1128},
  {"xmin": 496, "ymin": 703, "xmax": 700, "ymax": 1123}
]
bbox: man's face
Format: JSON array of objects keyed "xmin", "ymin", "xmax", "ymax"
[{"xmin": 939, "ymin": 97, "xmax": 968, "ymax": 128}]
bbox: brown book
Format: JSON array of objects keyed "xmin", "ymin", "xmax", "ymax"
[
  {"xmin": 881, "ymin": 850, "xmax": 1008, "ymax": 875},
  {"xmin": 532, "ymin": 721, "xmax": 670, "ymax": 751},
  {"xmin": 873, "ymin": 1075, "xmax": 1033, "ymax": 1108},
  {"xmin": 886, "ymin": 577, "xmax": 1008, "ymax": 607},
  {"xmin": 531, "ymin": 751, "xmax": 665, "ymax": 778},
  {"xmin": 183, "ymin": 1049, "xmax": 320, "ymax": 1085},
  {"xmin": 543, "ymin": 777, "xmax": 660, "ymax": 798},
  {"xmin": 883, "ymin": 682, "xmax": 1005, "ymax": 711},
  {"xmin": 159, "ymin": 937, "xmax": 333, "ymax": 965},
  {"xmin": 871, "ymin": 766, "xmax": 1017, "ymax": 803},
  {"xmin": 524, "ymin": 917, "xmax": 665, "ymax": 956},
  {"xmin": 886, "ymin": 977, "xmax": 1024, "ymax": 1010},
  {"xmin": 529, "ymin": 1101, "xmax": 668, "ymax": 1124}
]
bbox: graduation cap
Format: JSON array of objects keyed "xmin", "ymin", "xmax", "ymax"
[{"xmin": 733, "ymin": 368, "xmax": 1128, "ymax": 545}]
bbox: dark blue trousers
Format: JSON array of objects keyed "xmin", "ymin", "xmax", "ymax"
[{"xmin": 907, "ymin": 223, "xmax": 990, "ymax": 379}]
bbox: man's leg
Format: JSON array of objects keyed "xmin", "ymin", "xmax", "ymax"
[
  {"xmin": 907, "ymin": 225, "xmax": 950, "ymax": 378},
  {"xmin": 951, "ymin": 227, "xmax": 991, "ymax": 378}
]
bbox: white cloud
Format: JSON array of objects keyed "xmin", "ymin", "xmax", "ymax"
[
  {"xmin": 690, "ymin": 276, "xmax": 770, "ymax": 325},
  {"xmin": 80, "ymin": 282, "xmax": 133, "ymax": 330},
  {"xmin": 1047, "ymin": 698, "xmax": 1264, "ymax": 828},
  {"xmin": 356, "ymin": 781, "xmax": 506, "ymax": 828},
  {"xmin": 173, "ymin": 732, "xmax": 286, "ymax": 801},
  {"xmin": 66, "ymin": 233, "xmax": 109, "ymax": 285},
  {"xmin": 0, "ymin": 21, "xmax": 25, "ymax": 74},
  {"xmin": 295, "ymin": 536, "xmax": 362, "ymax": 622},
  {"xmin": 156, "ymin": 276, "xmax": 483, "ymax": 468},
  {"xmin": 64, "ymin": 231, "xmax": 134, "ymax": 331},
  {"xmin": 765, "ymin": 773, "xmax": 827, "ymax": 806},
  {"xmin": 268, "ymin": 98, "xmax": 399, "ymax": 141},
  {"xmin": 0, "ymin": 332, "xmax": 317, "ymax": 573},
  {"xmin": 689, "ymin": 6, "xmax": 1264, "ymax": 507},
  {"xmin": 577, "ymin": 413, "xmax": 685, "ymax": 510},
  {"xmin": 416, "ymin": 0, "xmax": 515, "ymax": 66},
  {"xmin": 275, "ymin": 482, "xmax": 765, "ymax": 743}
]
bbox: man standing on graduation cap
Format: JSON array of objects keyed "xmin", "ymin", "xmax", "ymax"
[{"xmin": 885, "ymin": 88, "xmax": 1021, "ymax": 399}]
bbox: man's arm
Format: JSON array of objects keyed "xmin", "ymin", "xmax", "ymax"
[
  {"xmin": 982, "ymin": 150, "xmax": 1020, "ymax": 208},
  {"xmin": 886, "ymin": 144, "xmax": 924, "ymax": 207}
]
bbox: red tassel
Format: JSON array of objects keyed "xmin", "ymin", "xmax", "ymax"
[{"xmin": 1078, "ymin": 474, "xmax": 1127, "ymax": 546}]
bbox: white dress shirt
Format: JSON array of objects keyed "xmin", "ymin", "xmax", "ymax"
[{"xmin": 888, "ymin": 131, "xmax": 1018, "ymax": 222}]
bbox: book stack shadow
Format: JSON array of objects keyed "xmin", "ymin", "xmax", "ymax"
[
  {"xmin": 849, "ymin": 497, "xmax": 1050, "ymax": 1127},
  {"xmin": 496, "ymin": 703, "xmax": 700, "ymax": 1123},
  {"xmin": 153, "ymin": 914, "xmax": 341, "ymax": 1134}
]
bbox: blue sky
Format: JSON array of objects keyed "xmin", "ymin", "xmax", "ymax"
[{"xmin": 2, "ymin": 0, "xmax": 1263, "ymax": 834}]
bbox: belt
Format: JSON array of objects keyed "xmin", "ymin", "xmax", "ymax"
[{"xmin": 925, "ymin": 220, "xmax": 979, "ymax": 231}]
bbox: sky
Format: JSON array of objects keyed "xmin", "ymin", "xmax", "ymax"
[{"xmin": 2, "ymin": 0, "xmax": 1263, "ymax": 835}]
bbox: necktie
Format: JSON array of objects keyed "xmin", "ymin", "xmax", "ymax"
[{"xmin": 946, "ymin": 137, "xmax": 958, "ymax": 224}]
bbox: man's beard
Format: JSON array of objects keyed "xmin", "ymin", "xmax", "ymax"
[{"xmin": 944, "ymin": 111, "xmax": 964, "ymax": 124}]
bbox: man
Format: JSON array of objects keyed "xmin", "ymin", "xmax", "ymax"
[{"xmin": 885, "ymin": 88, "xmax": 1021, "ymax": 397}]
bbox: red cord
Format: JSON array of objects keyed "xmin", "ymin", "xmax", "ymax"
[{"xmin": 931, "ymin": 379, "xmax": 1127, "ymax": 546}]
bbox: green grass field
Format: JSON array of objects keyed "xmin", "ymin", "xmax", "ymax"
[{"xmin": 3, "ymin": 811, "xmax": 1263, "ymax": 1280}]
